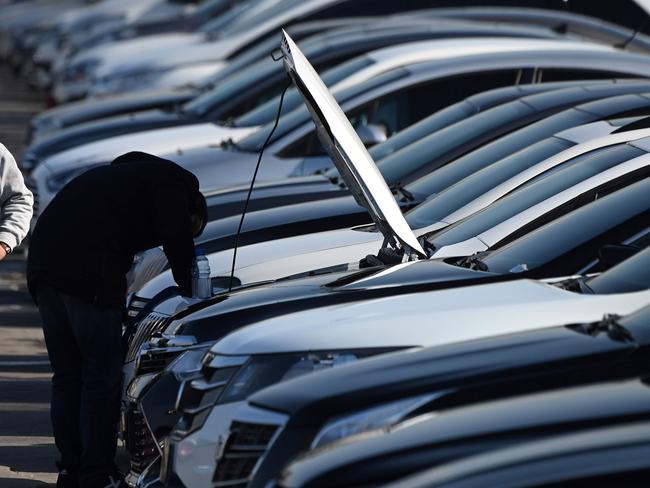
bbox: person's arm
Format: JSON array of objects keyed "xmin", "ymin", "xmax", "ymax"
[
  {"xmin": 153, "ymin": 184, "xmax": 195, "ymax": 297},
  {"xmin": 0, "ymin": 143, "xmax": 33, "ymax": 259}
]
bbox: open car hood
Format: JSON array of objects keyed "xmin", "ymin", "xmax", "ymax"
[{"xmin": 280, "ymin": 30, "xmax": 426, "ymax": 258}]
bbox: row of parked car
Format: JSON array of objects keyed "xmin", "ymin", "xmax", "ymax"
[{"xmin": 4, "ymin": 0, "xmax": 650, "ymax": 487}]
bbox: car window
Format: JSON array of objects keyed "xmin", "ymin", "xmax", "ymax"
[
  {"xmin": 300, "ymin": 0, "xmax": 443, "ymax": 20},
  {"xmin": 538, "ymin": 68, "xmax": 638, "ymax": 82},
  {"xmin": 276, "ymin": 70, "xmax": 521, "ymax": 158},
  {"xmin": 185, "ymin": 38, "xmax": 375, "ymax": 120},
  {"xmin": 367, "ymin": 80, "xmax": 569, "ymax": 163},
  {"xmin": 404, "ymin": 138, "xmax": 574, "ymax": 230},
  {"xmin": 233, "ymin": 55, "xmax": 375, "ymax": 131},
  {"xmin": 425, "ymin": 144, "xmax": 646, "ymax": 249},
  {"xmin": 529, "ymin": 469, "xmax": 650, "ymax": 488},
  {"xmin": 405, "ymin": 89, "xmax": 650, "ymax": 195},
  {"xmin": 481, "ymin": 178, "xmax": 650, "ymax": 275},
  {"xmin": 199, "ymin": 0, "xmax": 260, "ymax": 33},
  {"xmin": 379, "ymin": 96, "xmax": 545, "ymax": 186},
  {"xmin": 585, "ymin": 245, "xmax": 650, "ymax": 294},
  {"xmin": 403, "ymin": 109, "xmax": 589, "ymax": 196}
]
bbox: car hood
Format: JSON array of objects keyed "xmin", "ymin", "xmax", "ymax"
[
  {"xmin": 28, "ymin": 109, "xmax": 186, "ymax": 158},
  {"xmin": 160, "ymin": 260, "xmax": 501, "ymax": 340},
  {"xmin": 281, "ymin": 30, "xmax": 425, "ymax": 258},
  {"xmin": 40, "ymin": 123, "xmax": 258, "ymax": 174},
  {"xmin": 279, "ymin": 377, "xmax": 650, "ymax": 488},
  {"xmin": 94, "ymin": 35, "xmax": 241, "ymax": 79},
  {"xmin": 69, "ymin": 32, "xmax": 201, "ymax": 74},
  {"xmin": 30, "ymin": 88, "xmax": 194, "ymax": 133},
  {"xmin": 250, "ymin": 302, "xmax": 650, "ymax": 416},
  {"xmin": 208, "ymin": 281, "xmax": 650, "ymax": 355}
]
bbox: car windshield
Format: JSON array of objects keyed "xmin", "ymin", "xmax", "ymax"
[
  {"xmin": 232, "ymin": 55, "xmax": 375, "ymax": 129},
  {"xmin": 184, "ymin": 33, "xmax": 366, "ymax": 118},
  {"xmin": 192, "ymin": 0, "xmax": 232, "ymax": 17},
  {"xmin": 234, "ymin": 65, "xmax": 405, "ymax": 152},
  {"xmin": 480, "ymin": 177, "xmax": 650, "ymax": 274},
  {"xmin": 403, "ymin": 109, "xmax": 591, "ymax": 197},
  {"xmin": 404, "ymin": 138, "xmax": 574, "ymax": 230},
  {"xmin": 425, "ymin": 143, "xmax": 646, "ymax": 248},
  {"xmin": 200, "ymin": 20, "xmax": 336, "ymax": 88},
  {"xmin": 585, "ymin": 245, "xmax": 650, "ymax": 294},
  {"xmin": 182, "ymin": 57, "xmax": 281, "ymax": 118},
  {"xmin": 198, "ymin": 0, "xmax": 261, "ymax": 34},
  {"xmin": 322, "ymin": 81, "xmax": 584, "ymax": 180}
]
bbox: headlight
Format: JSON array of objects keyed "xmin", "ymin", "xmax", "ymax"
[
  {"xmin": 218, "ymin": 351, "xmax": 360, "ymax": 404},
  {"xmin": 46, "ymin": 163, "xmax": 105, "ymax": 192},
  {"xmin": 168, "ymin": 347, "xmax": 211, "ymax": 382},
  {"xmin": 174, "ymin": 350, "xmax": 392, "ymax": 436},
  {"xmin": 310, "ymin": 392, "xmax": 445, "ymax": 449}
]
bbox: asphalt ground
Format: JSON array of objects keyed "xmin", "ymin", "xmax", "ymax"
[
  {"xmin": 0, "ymin": 63, "xmax": 128, "ymax": 487},
  {"xmin": 0, "ymin": 60, "xmax": 57, "ymax": 487}
]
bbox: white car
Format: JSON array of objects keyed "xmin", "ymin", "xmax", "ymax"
[
  {"xmin": 134, "ymin": 124, "xmax": 650, "ymax": 304},
  {"xmin": 33, "ymin": 36, "xmax": 629, "ymax": 222}
]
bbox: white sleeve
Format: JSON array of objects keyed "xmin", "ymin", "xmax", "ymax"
[{"xmin": 0, "ymin": 143, "xmax": 33, "ymax": 250}]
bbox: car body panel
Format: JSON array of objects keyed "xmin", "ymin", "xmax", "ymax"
[
  {"xmin": 278, "ymin": 377, "xmax": 650, "ymax": 488},
  {"xmin": 209, "ymin": 282, "xmax": 650, "ymax": 355},
  {"xmin": 282, "ymin": 30, "xmax": 425, "ymax": 256}
]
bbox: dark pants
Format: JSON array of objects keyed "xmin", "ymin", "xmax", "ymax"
[{"xmin": 37, "ymin": 284, "xmax": 123, "ymax": 487}]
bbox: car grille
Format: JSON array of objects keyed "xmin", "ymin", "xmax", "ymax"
[
  {"xmin": 126, "ymin": 295, "xmax": 151, "ymax": 320},
  {"xmin": 213, "ymin": 421, "xmax": 279, "ymax": 488},
  {"xmin": 175, "ymin": 366, "xmax": 240, "ymax": 435},
  {"xmin": 136, "ymin": 348, "xmax": 183, "ymax": 376},
  {"xmin": 125, "ymin": 402, "xmax": 158, "ymax": 476},
  {"xmin": 24, "ymin": 176, "xmax": 39, "ymax": 216},
  {"xmin": 126, "ymin": 312, "xmax": 170, "ymax": 362}
]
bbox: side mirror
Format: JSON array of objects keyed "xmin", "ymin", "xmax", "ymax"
[
  {"xmin": 356, "ymin": 124, "xmax": 388, "ymax": 148},
  {"xmin": 599, "ymin": 244, "xmax": 639, "ymax": 269}
]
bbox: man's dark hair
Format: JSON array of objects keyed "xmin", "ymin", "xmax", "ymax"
[{"xmin": 190, "ymin": 191, "xmax": 208, "ymax": 237}]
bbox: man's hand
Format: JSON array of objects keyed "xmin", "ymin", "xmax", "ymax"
[{"xmin": 0, "ymin": 245, "xmax": 6, "ymax": 261}]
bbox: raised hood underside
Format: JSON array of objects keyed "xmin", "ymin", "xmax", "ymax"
[{"xmin": 280, "ymin": 30, "xmax": 426, "ymax": 258}]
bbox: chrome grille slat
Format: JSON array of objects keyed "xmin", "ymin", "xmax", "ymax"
[
  {"xmin": 213, "ymin": 421, "xmax": 278, "ymax": 484},
  {"xmin": 125, "ymin": 402, "xmax": 158, "ymax": 476},
  {"xmin": 126, "ymin": 312, "xmax": 170, "ymax": 361}
]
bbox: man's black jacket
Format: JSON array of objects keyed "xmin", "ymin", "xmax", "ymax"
[{"xmin": 27, "ymin": 152, "xmax": 200, "ymax": 309}]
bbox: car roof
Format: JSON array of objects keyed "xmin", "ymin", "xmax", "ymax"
[{"xmin": 334, "ymin": 36, "xmax": 615, "ymax": 92}]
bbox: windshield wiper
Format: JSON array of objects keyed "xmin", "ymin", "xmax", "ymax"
[
  {"xmin": 457, "ymin": 252, "xmax": 489, "ymax": 272},
  {"xmin": 554, "ymin": 276, "xmax": 596, "ymax": 295},
  {"xmin": 219, "ymin": 137, "xmax": 242, "ymax": 151},
  {"xmin": 568, "ymin": 314, "xmax": 635, "ymax": 343},
  {"xmin": 390, "ymin": 183, "xmax": 415, "ymax": 202}
]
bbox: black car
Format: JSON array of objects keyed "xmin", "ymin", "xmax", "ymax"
[
  {"xmin": 128, "ymin": 176, "xmax": 650, "ymax": 372},
  {"xmin": 383, "ymin": 421, "xmax": 650, "ymax": 488},
  {"xmin": 225, "ymin": 285, "xmax": 650, "ymax": 487},
  {"xmin": 138, "ymin": 235, "xmax": 650, "ymax": 488},
  {"xmin": 123, "ymin": 178, "xmax": 650, "ymax": 487},
  {"xmin": 127, "ymin": 84, "xmax": 650, "ymax": 291},
  {"xmin": 277, "ymin": 374, "xmax": 650, "ymax": 488}
]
